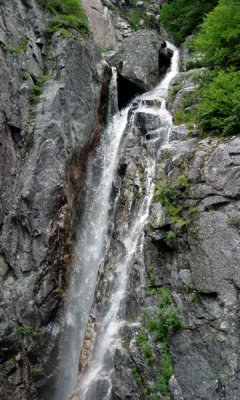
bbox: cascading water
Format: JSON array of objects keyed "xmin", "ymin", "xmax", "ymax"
[
  {"xmin": 68, "ymin": 42, "xmax": 179, "ymax": 400},
  {"xmin": 54, "ymin": 70, "xmax": 130, "ymax": 400}
]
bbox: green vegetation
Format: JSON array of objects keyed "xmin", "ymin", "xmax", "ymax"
[
  {"xmin": 0, "ymin": 36, "xmax": 28, "ymax": 54},
  {"xmin": 189, "ymin": 0, "xmax": 240, "ymax": 136},
  {"xmin": 147, "ymin": 264, "xmax": 156, "ymax": 286},
  {"xmin": 176, "ymin": 174, "xmax": 190, "ymax": 190},
  {"xmin": 198, "ymin": 69, "xmax": 240, "ymax": 136},
  {"xmin": 123, "ymin": 8, "xmax": 148, "ymax": 31},
  {"xmin": 99, "ymin": 44, "xmax": 115, "ymax": 53},
  {"xmin": 228, "ymin": 213, "xmax": 240, "ymax": 229},
  {"xmin": 168, "ymin": 0, "xmax": 240, "ymax": 137},
  {"xmin": 21, "ymin": 69, "xmax": 29, "ymax": 80},
  {"xmin": 30, "ymin": 75, "xmax": 51, "ymax": 104},
  {"xmin": 150, "ymin": 346, "xmax": 172, "ymax": 400},
  {"xmin": 173, "ymin": 89, "xmax": 199, "ymax": 128},
  {"xmin": 17, "ymin": 325, "xmax": 37, "ymax": 337},
  {"xmin": 160, "ymin": 0, "xmax": 218, "ymax": 46},
  {"xmin": 169, "ymin": 83, "xmax": 183, "ymax": 97},
  {"xmin": 120, "ymin": 0, "xmax": 154, "ymax": 31},
  {"xmin": 191, "ymin": 0, "xmax": 240, "ymax": 69},
  {"xmin": 142, "ymin": 287, "xmax": 185, "ymax": 399},
  {"xmin": 136, "ymin": 329, "xmax": 155, "ymax": 365},
  {"xmin": 39, "ymin": 0, "xmax": 90, "ymax": 38},
  {"xmin": 146, "ymin": 287, "xmax": 164, "ymax": 297},
  {"xmin": 132, "ymin": 367, "xmax": 148, "ymax": 396},
  {"xmin": 153, "ymin": 179, "xmax": 189, "ymax": 231},
  {"xmin": 146, "ymin": 288, "xmax": 185, "ymax": 341},
  {"xmin": 164, "ymin": 230, "xmax": 176, "ymax": 247},
  {"xmin": 132, "ymin": 367, "xmax": 143, "ymax": 385}
]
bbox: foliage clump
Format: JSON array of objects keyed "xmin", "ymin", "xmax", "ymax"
[
  {"xmin": 146, "ymin": 288, "xmax": 185, "ymax": 341},
  {"xmin": 120, "ymin": 0, "xmax": 156, "ymax": 31},
  {"xmin": 30, "ymin": 75, "xmax": 51, "ymax": 104},
  {"xmin": 153, "ymin": 179, "xmax": 190, "ymax": 232},
  {"xmin": 198, "ymin": 69, "xmax": 240, "ymax": 136},
  {"xmin": 17, "ymin": 324, "xmax": 37, "ymax": 337},
  {"xmin": 0, "ymin": 36, "xmax": 28, "ymax": 54},
  {"xmin": 143, "ymin": 288, "xmax": 185, "ymax": 399},
  {"xmin": 150, "ymin": 345, "xmax": 173, "ymax": 400},
  {"xmin": 168, "ymin": 0, "xmax": 240, "ymax": 137},
  {"xmin": 39, "ymin": 0, "xmax": 90, "ymax": 38},
  {"xmin": 189, "ymin": 0, "xmax": 240, "ymax": 136}
]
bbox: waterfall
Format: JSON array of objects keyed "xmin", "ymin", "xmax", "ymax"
[
  {"xmin": 55, "ymin": 42, "xmax": 179, "ymax": 400},
  {"xmin": 71, "ymin": 158, "xmax": 155, "ymax": 400},
  {"xmin": 68, "ymin": 42, "xmax": 179, "ymax": 400},
  {"xmin": 54, "ymin": 71, "xmax": 130, "ymax": 400}
]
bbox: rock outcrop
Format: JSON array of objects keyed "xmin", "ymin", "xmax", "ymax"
[{"xmin": 115, "ymin": 30, "xmax": 171, "ymax": 92}]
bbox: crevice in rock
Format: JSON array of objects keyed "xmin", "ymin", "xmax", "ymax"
[
  {"xmin": 198, "ymin": 292, "xmax": 218, "ymax": 299},
  {"xmin": 8, "ymin": 124, "xmax": 23, "ymax": 147}
]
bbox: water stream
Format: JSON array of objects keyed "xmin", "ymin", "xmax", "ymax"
[
  {"xmin": 56, "ymin": 42, "xmax": 179, "ymax": 400},
  {"xmin": 54, "ymin": 71, "xmax": 130, "ymax": 400}
]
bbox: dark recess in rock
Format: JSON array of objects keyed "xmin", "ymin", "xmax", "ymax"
[
  {"xmin": 117, "ymin": 73, "xmax": 145, "ymax": 109},
  {"xmin": 159, "ymin": 48, "xmax": 173, "ymax": 72}
]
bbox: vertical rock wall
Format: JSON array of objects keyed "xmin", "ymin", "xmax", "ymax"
[{"xmin": 0, "ymin": 1, "xmax": 107, "ymax": 398}]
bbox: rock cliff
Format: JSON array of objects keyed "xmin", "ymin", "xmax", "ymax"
[{"xmin": 0, "ymin": 1, "xmax": 107, "ymax": 398}]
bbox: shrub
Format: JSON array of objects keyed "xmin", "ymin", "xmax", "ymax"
[
  {"xmin": 165, "ymin": 230, "xmax": 176, "ymax": 247},
  {"xmin": 40, "ymin": 0, "xmax": 90, "ymax": 37},
  {"xmin": 21, "ymin": 69, "xmax": 29, "ymax": 80},
  {"xmin": 198, "ymin": 69, "xmax": 240, "ymax": 136},
  {"xmin": 146, "ymin": 288, "xmax": 185, "ymax": 341},
  {"xmin": 17, "ymin": 325, "xmax": 37, "ymax": 337}
]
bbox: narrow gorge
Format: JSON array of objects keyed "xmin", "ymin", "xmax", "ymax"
[{"xmin": 0, "ymin": 1, "xmax": 240, "ymax": 400}]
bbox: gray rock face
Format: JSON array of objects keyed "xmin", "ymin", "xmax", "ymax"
[
  {"xmin": 115, "ymin": 30, "xmax": 171, "ymax": 91},
  {"xmin": 144, "ymin": 132, "xmax": 240, "ymax": 399},
  {"xmin": 0, "ymin": 1, "xmax": 105, "ymax": 398},
  {"xmin": 82, "ymin": 0, "xmax": 120, "ymax": 47}
]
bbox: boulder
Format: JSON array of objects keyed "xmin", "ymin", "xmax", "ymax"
[{"xmin": 115, "ymin": 30, "xmax": 172, "ymax": 91}]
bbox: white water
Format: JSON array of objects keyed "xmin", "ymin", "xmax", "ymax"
[
  {"xmin": 54, "ymin": 71, "xmax": 130, "ymax": 400},
  {"xmin": 74, "ymin": 158, "xmax": 155, "ymax": 400},
  {"xmin": 70, "ymin": 43, "xmax": 179, "ymax": 399}
]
